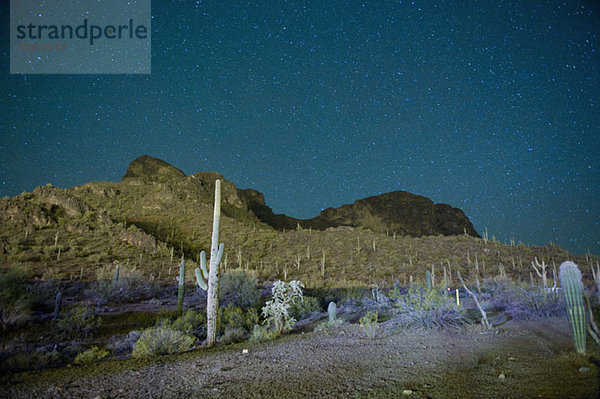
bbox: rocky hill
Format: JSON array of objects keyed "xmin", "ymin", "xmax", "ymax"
[
  {"xmin": 239, "ymin": 188, "xmax": 479, "ymax": 237},
  {"xmin": 0, "ymin": 155, "xmax": 592, "ymax": 288},
  {"xmin": 121, "ymin": 155, "xmax": 480, "ymax": 238}
]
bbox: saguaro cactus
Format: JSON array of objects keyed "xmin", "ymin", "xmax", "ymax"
[
  {"xmin": 559, "ymin": 261, "xmax": 586, "ymax": 354},
  {"xmin": 176, "ymin": 259, "xmax": 185, "ymax": 314},
  {"xmin": 194, "ymin": 180, "xmax": 224, "ymax": 347}
]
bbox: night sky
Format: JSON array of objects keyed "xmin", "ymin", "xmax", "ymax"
[{"xmin": 1, "ymin": 1, "xmax": 599, "ymax": 255}]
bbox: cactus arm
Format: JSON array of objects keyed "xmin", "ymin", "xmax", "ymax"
[
  {"xmin": 214, "ymin": 243, "xmax": 224, "ymax": 266},
  {"xmin": 200, "ymin": 251, "xmax": 208, "ymax": 278},
  {"xmin": 195, "ymin": 251, "xmax": 209, "ymax": 290},
  {"xmin": 195, "ymin": 268, "xmax": 207, "ymax": 290}
]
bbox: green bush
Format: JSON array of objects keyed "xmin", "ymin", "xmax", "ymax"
[
  {"xmin": 360, "ymin": 311, "xmax": 378, "ymax": 339},
  {"xmin": 219, "ymin": 270, "xmax": 262, "ymax": 310},
  {"xmin": 106, "ymin": 331, "xmax": 141, "ymax": 356},
  {"xmin": 250, "ymin": 324, "xmax": 278, "ymax": 343},
  {"xmin": 394, "ymin": 287, "xmax": 449, "ymax": 312},
  {"xmin": 88, "ymin": 264, "xmax": 150, "ymax": 303},
  {"xmin": 220, "ymin": 327, "xmax": 247, "ymax": 344},
  {"xmin": 0, "ymin": 264, "xmax": 35, "ymax": 329},
  {"xmin": 314, "ymin": 318, "xmax": 344, "ymax": 332},
  {"xmin": 1, "ymin": 348, "xmax": 60, "ymax": 372},
  {"xmin": 172, "ymin": 309, "xmax": 206, "ymax": 337},
  {"xmin": 73, "ymin": 346, "xmax": 109, "ymax": 365},
  {"xmin": 57, "ymin": 305, "xmax": 101, "ymax": 339},
  {"xmin": 132, "ymin": 325, "xmax": 196, "ymax": 358},
  {"xmin": 289, "ymin": 295, "xmax": 321, "ymax": 320},
  {"xmin": 219, "ymin": 304, "xmax": 259, "ymax": 336}
]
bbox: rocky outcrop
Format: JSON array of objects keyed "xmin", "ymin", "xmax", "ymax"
[
  {"xmin": 237, "ymin": 189, "xmax": 301, "ymax": 230},
  {"xmin": 122, "ymin": 155, "xmax": 186, "ymax": 183},
  {"xmin": 309, "ymin": 191, "xmax": 479, "ymax": 237},
  {"xmin": 239, "ymin": 189, "xmax": 479, "ymax": 238},
  {"xmin": 118, "ymin": 156, "xmax": 479, "ymax": 237}
]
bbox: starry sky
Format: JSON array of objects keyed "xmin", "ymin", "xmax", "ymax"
[{"xmin": 1, "ymin": 1, "xmax": 599, "ymax": 255}]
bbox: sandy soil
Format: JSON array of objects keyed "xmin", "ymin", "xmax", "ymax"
[{"xmin": 1, "ymin": 316, "xmax": 598, "ymax": 399}]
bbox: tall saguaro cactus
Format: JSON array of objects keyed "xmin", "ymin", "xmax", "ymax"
[
  {"xmin": 194, "ymin": 180, "xmax": 224, "ymax": 348},
  {"xmin": 559, "ymin": 261, "xmax": 586, "ymax": 354}
]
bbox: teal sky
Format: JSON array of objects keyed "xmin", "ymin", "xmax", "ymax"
[{"xmin": 1, "ymin": 1, "xmax": 599, "ymax": 255}]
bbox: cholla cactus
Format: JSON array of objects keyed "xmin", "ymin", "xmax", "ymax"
[
  {"xmin": 262, "ymin": 280, "xmax": 304, "ymax": 335},
  {"xmin": 559, "ymin": 261, "xmax": 586, "ymax": 354}
]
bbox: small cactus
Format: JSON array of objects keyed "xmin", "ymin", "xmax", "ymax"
[
  {"xmin": 52, "ymin": 291, "xmax": 62, "ymax": 319},
  {"xmin": 328, "ymin": 301, "xmax": 337, "ymax": 323},
  {"xmin": 559, "ymin": 261, "xmax": 586, "ymax": 354},
  {"xmin": 113, "ymin": 263, "xmax": 119, "ymax": 285},
  {"xmin": 176, "ymin": 259, "xmax": 185, "ymax": 314}
]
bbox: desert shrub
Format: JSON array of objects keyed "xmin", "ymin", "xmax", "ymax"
[
  {"xmin": 250, "ymin": 324, "xmax": 278, "ymax": 343},
  {"xmin": 360, "ymin": 311, "xmax": 379, "ymax": 339},
  {"xmin": 388, "ymin": 303, "xmax": 468, "ymax": 329},
  {"xmin": 132, "ymin": 325, "xmax": 196, "ymax": 358},
  {"xmin": 73, "ymin": 346, "xmax": 109, "ymax": 365},
  {"xmin": 394, "ymin": 287, "xmax": 449, "ymax": 312},
  {"xmin": 41, "ymin": 266, "xmax": 62, "ymax": 282},
  {"xmin": 315, "ymin": 318, "xmax": 344, "ymax": 332},
  {"xmin": 56, "ymin": 305, "xmax": 101, "ymax": 339},
  {"xmin": 172, "ymin": 309, "xmax": 206, "ymax": 337},
  {"xmin": 0, "ymin": 264, "xmax": 35, "ymax": 329},
  {"xmin": 487, "ymin": 280, "xmax": 564, "ymax": 320},
  {"xmin": 338, "ymin": 287, "xmax": 370, "ymax": 304},
  {"xmin": 0, "ymin": 347, "xmax": 61, "ymax": 372},
  {"xmin": 261, "ymin": 280, "xmax": 304, "ymax": 335},
  {"xmin": 106, "ymin": 331, "xmax": 141, "ymax": 356},
  {"xmin": 220, "ymin": 327, "xmax": 247, "ymax": 344},
  {"xmin": 219, "ymin": 270, "xmax": 262, "ymax": 310},
  {"xmin": 289, "ymin": 295, "xmax": 321, "ymax": 320},
  {"xmin": 389, "ymin": 287, "xmax": 468, "ymax": 329},
  {"xmin": 88, "ymin": 264, "xmax": 150, "ymax": 303},
  {"xmin": 219, "ymin": 304, "xmax": 258, "ymax": 336}
]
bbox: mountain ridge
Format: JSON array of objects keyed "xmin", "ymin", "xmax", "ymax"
[{"xmin": 124, "ymin": 155, "xmax": 479, "ymax": 238}]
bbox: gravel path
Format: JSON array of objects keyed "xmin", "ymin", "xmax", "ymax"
[{"xmin": 2, "ymin": 317, "xmax": 598, "ymax": 399}]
